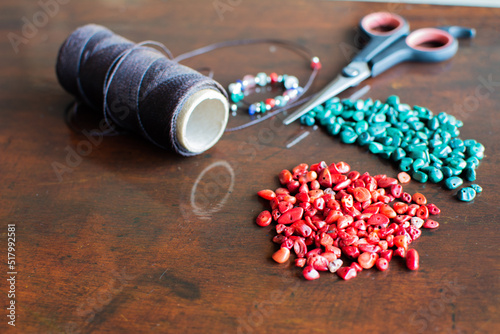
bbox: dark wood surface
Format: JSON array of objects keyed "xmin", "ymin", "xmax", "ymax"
[{"xmin": 1, "ymin": 0, "xmax": 499, "ymax": 333}]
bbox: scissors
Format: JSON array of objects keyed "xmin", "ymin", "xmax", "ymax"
[{"xmin": 283, "ymin": 12, "xmax": 475, "ymax": 125}]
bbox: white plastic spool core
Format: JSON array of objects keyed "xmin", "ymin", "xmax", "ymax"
[{"xmin": 176, "ymin": 89, "xmax": 229, "ymax": 154}]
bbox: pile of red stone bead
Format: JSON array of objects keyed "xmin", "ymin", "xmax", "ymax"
[{"xmin": 256, "ymin": 161, "xmax": 441, "ymax": 281}]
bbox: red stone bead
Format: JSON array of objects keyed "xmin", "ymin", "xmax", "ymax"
[
  {"xmin": 270, "ymin": 72, "xmax": 279, "ymax": 84},
  {"xmin": 350, "ymin": 262, "xmax": 363, "ymax": 272},
  {"xmin": 310, "ymin": 180, "xmax": 320, "ymax": 190},
  {"xmin": 303, "ymin": 265, "xmax": 320, "ymax": 280},
  {"xmin": 390, "ymin": 184, "xmax": 403, "ymax": 198},
  {"xmin": 416, "ymin": 205, "xmax": 429, "ymax": 220},
  {"xmin": 401, "ymin": 192, "xmax": 412, "ymax": 203},
  {"xmin": 380, "ymin": 249, "xmax": 393, "ymax": 261},
  {"xmin": 279, "ymin": 169, "xmax": 293, "ymax": 185},
  {"xmin": 377, "ymin": 177, "xmax": 398, "ymax": 188},
  {"xmin": 293, "ymin": 238, "xmax": 307, "ymax": 258},
  {"xmin": 397, "ymin": 172, "xmax": 411, "ymax": 184},
  {"xmin": 406, "ymin": 204, "xmax": 420, "ymax": 216},
  {"xmin": 310, "ymin": 58, "xmax": 322, "ymax": 70},
  {"xmin": 337, "ymin": 266, "xmax": 357, "ymax": 280},
  {"xmin": 412, "ymin": 193, "xmax": 427, "ymax": 205},
  {"xmin": 367, "ymin": 213, "xmax": 389, "ymax": 226},
  {"xmin": 257, "ymin": 189, "xmax": 276, "ymax": 200},
  {"xmin": 426, "ymin": 203, "xmax": 441, "ymax": 215},
  {"xmin": 342, "ymin": 245, "xmax": 360, "ymax": 258},
  {"xmin": 275, "ymin": 187, "xmax": 290, "ymax": 196},
  {"xmin": 394, "ymin": 235, "xmax": 409, "ymax": 250},
  {"xmin": 423, "ymin": 219, "xmax": 439, "ymax": 229},
  {"xmin": 336, "ymin": 161, "xmax": 351, "ymax": 174},
  {"xmin": 353, "ymin": 187, "xmax": 371, "ymax": 202},
  {"xmin": 272, "ymin": 247, "xmax": 290, "ymax": 263},
  {"xmin": 277, "ymin": 207, "xmax": 304, "ymax": 225},
  {"xmin": 333, "ymin": 179, "xmax": 352, "ymax": 191},
  {"xmin": 406, "ymin": 249, "xmax": 419, "ymax": 270},
  {"xmin": 376, "ymin": 258, "xmax": 389, "ymax": 271},
  {"xmin": 256, "ymin": 210, "xmax": 272, "ymax": 227},
  {"xmin": 295, "ymin": 192, "xmax": 310, "ymax": 203},
  {"xmin": 313, "ymin": 197, "xmax": 325, "ymax": 211},
  {"xmin": 272, "ymin": 209, "xmax": 282, "ymax": 221},
  {"xmin": 310, "ymin": 161, "xmax": 327, "ymax": 173},
  {"xmin": 292, "ymin": 220, "xmax": 313, "ymax": 237},
  {"xmin": 278, "ymin": 201, "xmax": 293, "ymax": 214},
  {"xmin": 318, "ymin": 168, "xmax": 332, "ymax": 188},
  {"xmin": 295, "ymin": 258, "xmax": 306, "ymax": 267},
  {"xmin": 393, "ymin": 202, "xmax": 409, "ymax": 214},
  {"xmin": 307, "ymin": 254, "xmax": 329, "ymax": 271},
  {"xmin": 394, "ymin": 247, "xmax": 407, "ymax": 258},
  {"xmin": 287, "ymin": 180, "xmax": 300, "ymax": 193},
  {"xmin": 380, "ymin": 204, "xmax": 397, "ymax": 219},
  {"xmin": 358, "ymin": 251, "xmax": 379, "ymax": 269}
]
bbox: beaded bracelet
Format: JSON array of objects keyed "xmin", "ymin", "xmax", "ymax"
[{"xmin": 228, "ymin": 72, "xmax": 303, "ymax": 115}]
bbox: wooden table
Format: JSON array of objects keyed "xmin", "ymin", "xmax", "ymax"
[{"xmin": 1, "ymin": 0, "xmax": 499, "ymax": 333}]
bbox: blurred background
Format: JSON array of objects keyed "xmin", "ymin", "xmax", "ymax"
[{"xmin": 346, "ymin": 0, "xmax": 499, "ymax": 7}]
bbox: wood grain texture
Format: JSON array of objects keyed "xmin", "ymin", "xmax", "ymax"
[{"xmin": 0, "ymin": 0, "xmax": 499, "ymax": 333}]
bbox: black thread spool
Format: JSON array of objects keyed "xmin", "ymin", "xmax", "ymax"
[{"xmin": 56, "ymin": 24, "xmax": 229, "ymax": 156}]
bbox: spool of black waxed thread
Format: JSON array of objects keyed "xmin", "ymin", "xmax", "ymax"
[{"xmin": 56, "ymin": 24, "xmax": 229, "ymax": 156}]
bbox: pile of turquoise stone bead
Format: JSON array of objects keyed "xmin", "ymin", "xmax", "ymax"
[{"xmin": 300, "ymin": 95, "xmax": 484, "ymax": 202}]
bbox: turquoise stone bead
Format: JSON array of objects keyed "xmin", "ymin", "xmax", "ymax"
[
  {"xmin": 412, "ymin": 158, "xmax": 426, "ymax": 171},
  {"xmin": 446, "ymin": 157, "xmax": 467, "ymax": 170},
  {"xmin": 327, "ymin": 123, "xmax": 341, "ymax": 136},
  {"xmin": 413, "ymin": 171, "xmax": 428, "ymax": 183},
  {"xmin": 433, "ymin": 145, "xmax": 452, "ymax": 158},
  {"xmin": 378, "ymin": 136, "xmax": 393, "ymax": 146},
  {"xmin": 464, "ymin": 139, "xmax": 476, "ymax": 147},
  {"xmin": 320, "ymin": 116, "xmax": 335, "ymax": 126},
  {"xmin": 449, "ymin": 138, "xmax": 464, "ymax": 150},
  {"xmin": 368, "ymin": 125, "xmax": 388, "ymax": 137},
  {"xmin": 386, "ymin": 95, "xmax": 400, "ymax": 107},
  {"xmin": 437, "ymin": 111, "xmax": 449, "ymax": 124},
  {"xmin": 354, "ymin": 99, "xmax": 365, "ymax": 110},
  {"xmin": 357, "ymin": 132, "xmax": 373, "ymax": 146},
  {"xmin": 341, "ymin": 110, "xmax": 354, "ymax": 119},
  {"xmin": 340, "ymin": 127, "xmax": 358, "ymax": 144},
  {"xmin": 379, "ymin": 152, "xmax": 392, "ymax": 159},
  {"xmin": 391, "ymin": 136, "xmax": 403, "ymax": 147},
  {"xmin": 466, "ymin": 157, "xmax": 480, "ymax": 169},
  {"xmin": 444, "ymin": 176, "xmax": 463, "ymax": 190},
  {"xmin": 386, "ymin": 127, "xmax": 403, "ymax": 138},
  {"xmin": 470, "ymin": 184, "xmax": 483, "ymax": 193},
  {"xmin": 391, "ymin": 148, "xmax": 406, "ymax": 161},
  {"xmin": 369, "ymin": 142, "xmax": 385, "ymax": 154},
  {"xmin": 300, "ymin": 114, "xmax": 315, "ymax": 126},
  {"xmin": 430, "ymin": 153, "xmax": 443, "ymax": 165},
  {"xmin": 399, "ymin": 157, "xmax": 414, "ymax": 172},
  {"xmin": 313, "ymin": 105, "xmax": 325, "ymax": 113},
  {"xmin": 330, "ymin": 103, "xmax": 343, "ymax": 115},
  {"xmin": 354, "ymin": 120, "xmax": 369, "ymax": 134},
  {"xmin": 457, "ymin": 187, "xmax": 476, "ymax": 202},
  {"xmin": 466, "ymin": 142, "xmax": 485, "ymax": 156},
  {"xmin": 462, "ymin": 167, "xmax": 476, "ymax": 181},
  {"xmin": 428, "ymin": 116, "xmax": 440, "ymax": 130},
  {"xmin": 428, "ymin": 139, "xmax": 442, "ymax": 148},
  {"xmin": 395, "ymin": 122, "xmax": 410, "ymax": 132},
  {"xmin": 409, "ymin": 121, "xmax": 425, "ymax": 131},
  {"xmin": 230, "ymin": 92, "xmax": 244, "ymax": 103},
  {"xmin": 408, "ymin": 149, "xmax": 428, "ymax": 161},
  {"xmin": 441, "ymin": 166, "xmax": 453, "ymax": 178},
  {"xmin": 427, "ymin": 167, "xmax": 444, "ymax": 183},
  {"xmin": 373, "ymin": 113, "xmax": 386, "ymax": 122},
  {"xmin": 352, "ymin": 111, "xmax": 365, "ymax": 121}
]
